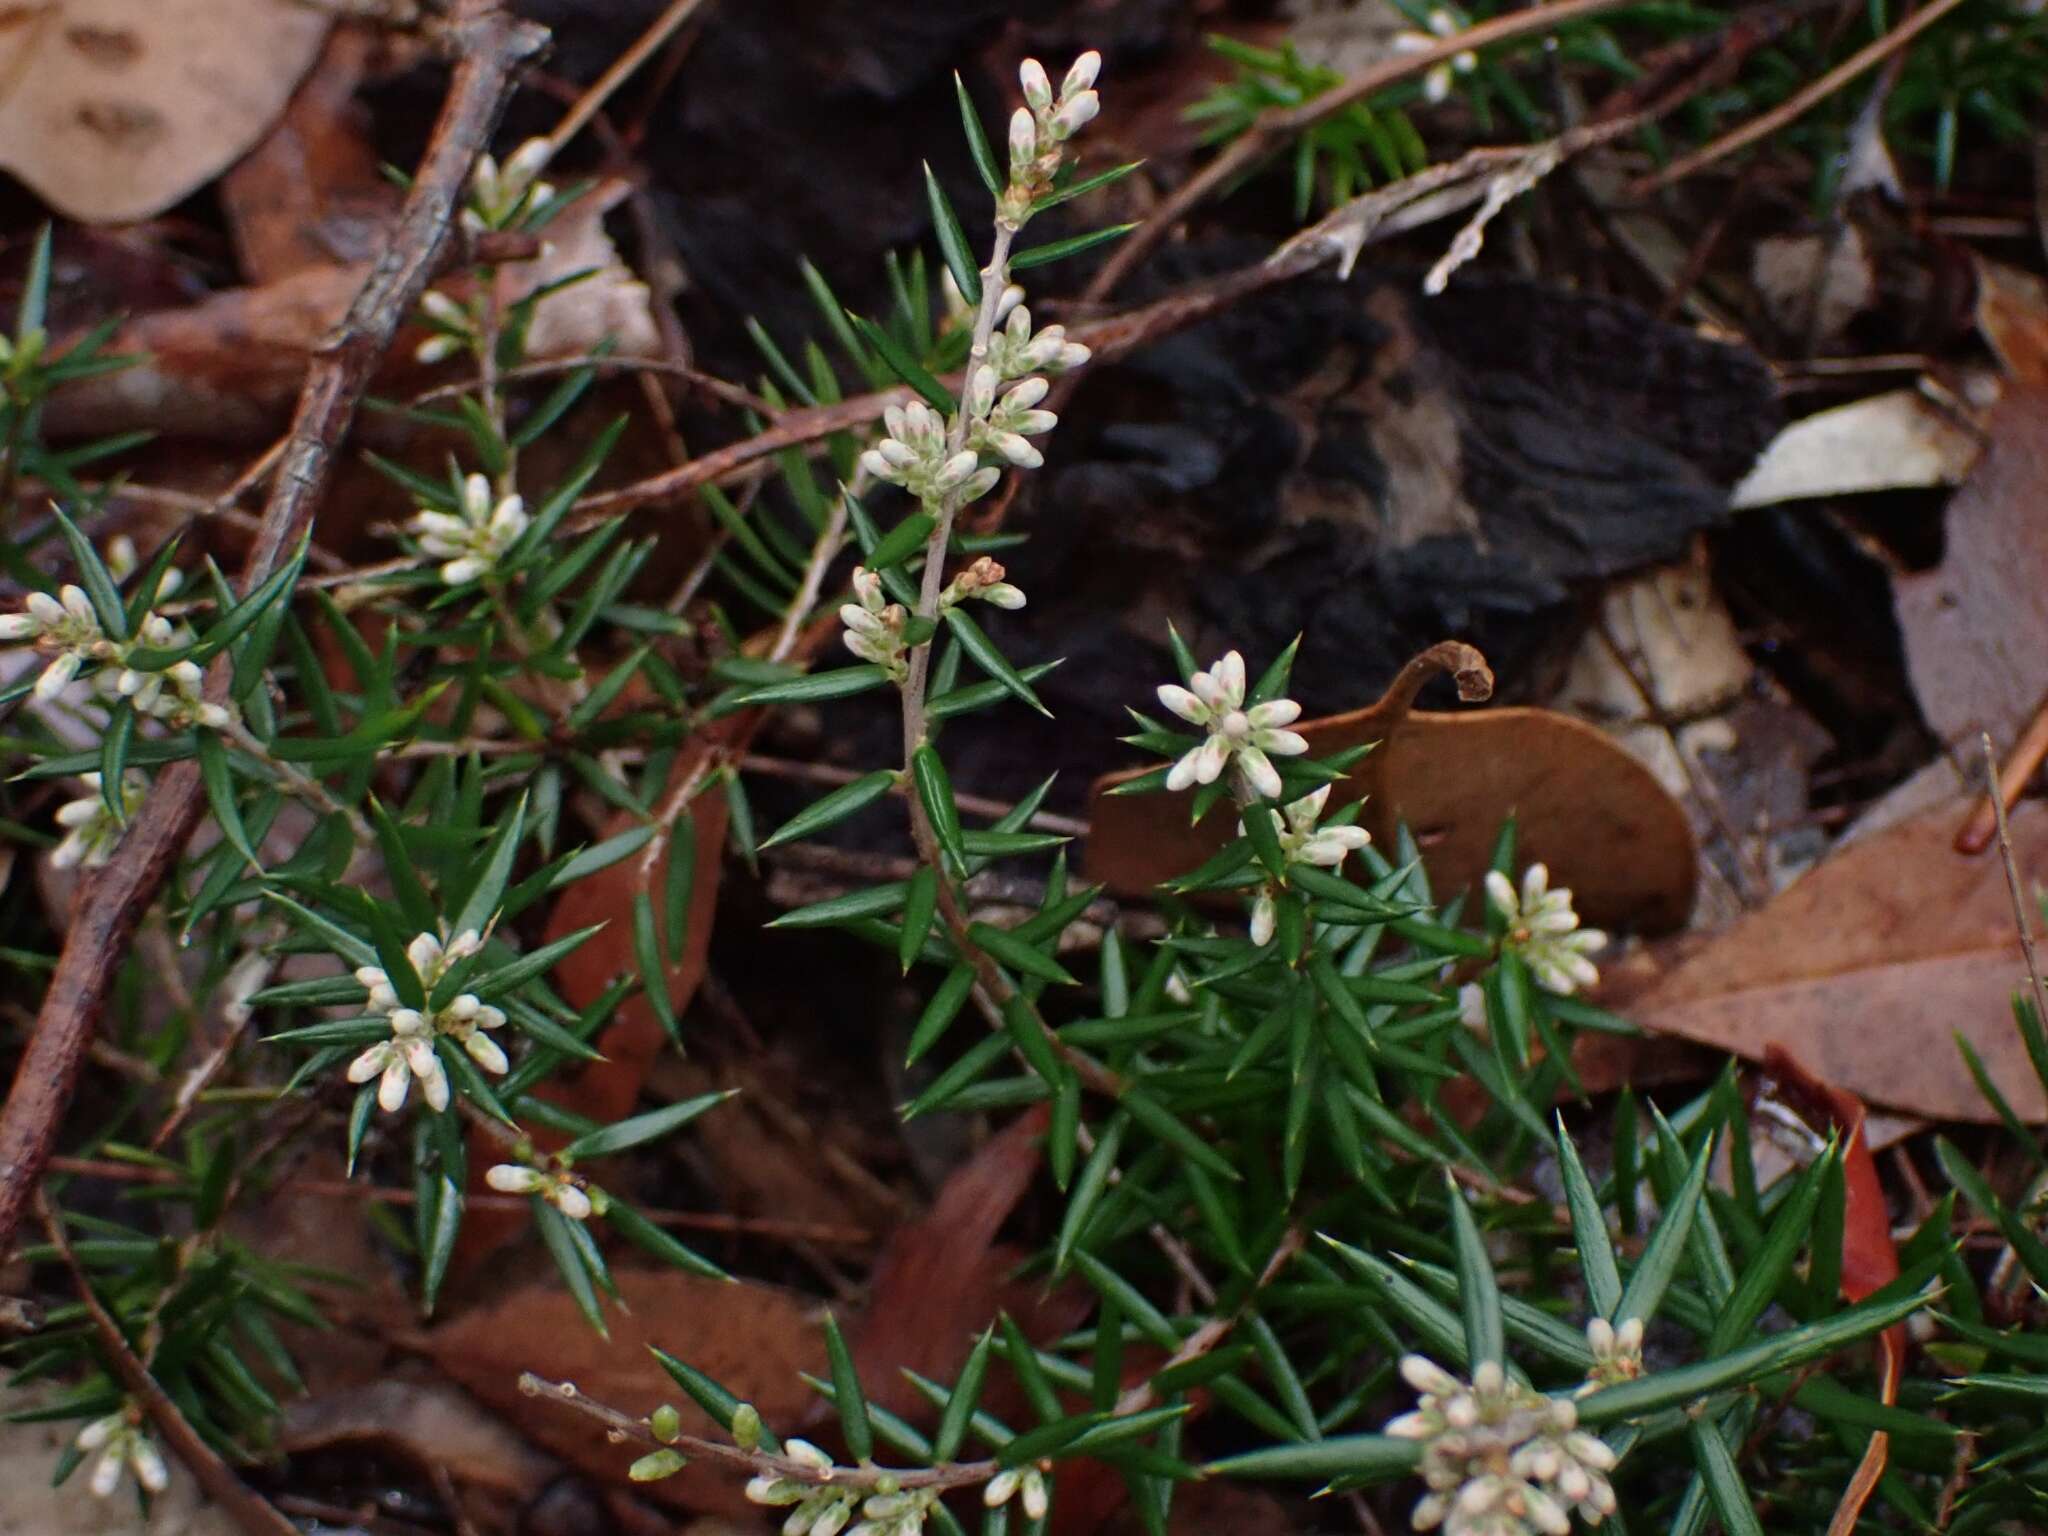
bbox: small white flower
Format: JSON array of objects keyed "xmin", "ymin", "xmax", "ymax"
[
  {"xmin": 1458, "ymin": 982, "xmax": 1487, "ymax": 1032},
  {"xmin": 406, "ymin": 473, "xmax": 528, "ymax": 586},
  {"xmin": 1252, "ymin": 784, "xmax": 1370, "ymax": 868},
  {"xmin": 983, "ymin": 1466, "xmax": 1047, "ymax": 1522},
  {"xmin": 75, "ymin": 1409, "xmax": 168, "ymax": 1500},
  {"xmin": 1580, "ymin": 1315, "xmax": 1644, "ymax": 1391},
  {"xmin": 1062, "ymin": 51, "xmax": 1102, "ymax": 98},
  {"xmin": 941, "ymin": 556, "xmax": 1025, "ymax": 612},
  {"xmin": 1020, "ymin": 58, "xmax": 1052, "ymax": 110},
  {"xmin": 1390, "ymin": 1353, "xmax": 1615, "ymax": 1535},
  {"xmin": 50, "ymin": 771, "xmax": 146, "ymax": 870},
  {"xmin": 1008, "ymin": 107, "xmax": 1038, "ymax": 174},
  {"xmin": 839, "ymin": 565, "xmax": 910, "ymax": 679},
  {"xmin": 1485, "ymin": 864, "xmax": 1608, "ymax": 996},
  {"xmin": 486, "ymin": 1161, "xmax": 591, "ymax": 1219},
  {"xmin": 1249, "ymin": 889, "xmax": 1277, "ymax": 947},
  {"xmin": 1393, "ymin": 9, "xmax": 1479, "ymax": 104},
  {"xmin": 1156, "ymin": 650, "xmax": 1309, "ymax": 799},
  {"xmin": 1049, "ymin": 90, "xmax": 1098, "ymax": 139}
]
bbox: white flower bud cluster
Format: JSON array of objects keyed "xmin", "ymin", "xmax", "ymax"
[
  {"xmin": 984, "ymin": 300, "xmax": 1091, "ymax": 381},
  {"xmin": 743, "ymin": 1443, "xmax": 945, "ymax": 1536},
  {"xmin": 745, "ymin": 1440, "xmax": 858, "ymax": 1536},
  {"xmin": 840, "ymin": 566, "xmax": 911, "ymax": 680},
  {"xmin": 1386, "ymin": 1356, "xmax": 1619, "ymax": 1535},
  {"xmin": 0, "ymin": 550, "xmax": 230, "ymax": 729},
  {"xmin": 983, "ymin": 1465, "xmax": 1049, "ymax": 1521},
  {"xmin": 75, "ymin": 1408, "xmax": 169, "ymax": 1499},
  {"xmin": 939, "ymin": 555, "xmax": 1025, "ymax": 611},
  {"xmin": 50, "ymin": 771, "xmax": 147, "ymax": 870},
  {"xmin": 859, "ymin": 400, "xmax": 998, "ymax": 506},
  {"xmin": 462, "ymin": 136, "xmax": 555, "ymax": 235},
  {"xmin": 1242, "ymin": 785, "xmax": 1371, "ymax": 945},
  {"xmin": 415, "ymin": 288, "xmax": 477, "ymax": 365},
  {"xmin": 1003, "ymin": 52, "xmax": 1102, "ymax": 221},
  {"xmin": 1391, "ymin": 9, "xmax": 1480, "ymax": 104},
  {"xmin": 1580, "ymin": 1316, "xmax": 1644, "ymax": 1392},
  {"xmin": 1156, "ymin": 649, "xmax": 1309, "ymax": 800},
  {"xmin": 346, "ymin": 929, "xmax": 508, "ymax": 1114},
  {"xmin": 407, "ymin": 472, "xmax": 531, "ymax": 586},
  {"xmin": 1483, "ymin": 864, "xmax": 1607, "ymax": 997},
  {"xmin": 486, "ymin": 1159, "xmax": 594, "ymax": 1220},
  {"xmin": 963, "ymin": 366, "xmax": 1060, "ymax": 469}
]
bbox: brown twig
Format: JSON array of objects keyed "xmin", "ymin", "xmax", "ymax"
[
  {"xmin": 1082, "ymin": 0, "xmax": 1640, "ymax": 302},
  {"xmin": 518, "ymin": 1374, "xmax": 1001, "ymax": 1491},
  {"xmin": 1958, "ymin": 696, "xmax": 2048, "ymax": 854},
  {"xmin": 541, "ymin": 0, "xmax": 716, "ymax": 160},
  {"xmin": 1632, "ymin": 0, "xmax": 1968, "ymax": 193},
  {"xmin": 0, "ymin": 2, "xmax": 549, "ymax": 1266},
  {"xmin": 37, "ymin": 1191, "xmax": 299, "ymax": 1536},
  {"xmin": 1982, "ymin": 733, "xmax": 2048, "ymax": 1045}
]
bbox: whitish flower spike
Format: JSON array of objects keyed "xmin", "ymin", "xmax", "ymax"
[
  {"xmin": 407, "ymin": 473, "xmax": 528, "ymax": 586},
  {"xmin": 50, "ymin": 772, "xmax": 146, "ymax": 870},
  {"xmin": 75, "ymin": 1409, "xmax": 168, "ymax": 1500},
  {"xmin": 1485, "ymin": 863, "xmax": 1608, "ymax": 996},
  {"xmin": 1156, "ymin": 649, "xmax": 1309, "ymax": 799},
  {"xmin": 1389, "ymin": 1353, "xmax": 1616, "ymax": 1533}
]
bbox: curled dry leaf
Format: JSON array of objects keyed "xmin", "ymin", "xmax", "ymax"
[
  {"xmin": 1730, "ymin": 388, "xmax": 1982, "ymax": 509},
  {"xmin": 1087, "ymin": 642, "xmax": 1697, "ymax": 932},
  {"xmin": 0, "ymin": 0, "xmax": 331, "ymax": 224},
  {"xmin": 1626, "ymin": 800, "xmax": 2048, "ymax": 1123}
]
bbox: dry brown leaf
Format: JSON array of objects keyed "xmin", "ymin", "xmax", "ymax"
[
  {"xmin": 1975, "ymin": 257, "xmax": 2048, "ymax": 387},
  {"xmin": 1894, "ymin": 389, "xmax": 2048, "ymax": 753},
  {"xmin": 427, "ymin": 1269, "xmax": 824, "ymax": 1517},
  {"xmin": 1086, "ymin": 644, "xmax": 1696, "ymax": 933},
  {"xmin": 43, "ymin": 182, "xmax": 658, "ymax": 443},
  {"xmin": 217, "ymin": 25, "xmax": 395, "ymax": 283},
  {"xmin": 851, "ymin": 1106, "xmax": 1089, "ymax": 1427},
  {"xmin": 1625, "ymin": 800, "xmax": 2048, "ymax": 1123},
  {"xmin": 0, "ymin": 0, "xmax": 331, "ymax": 224}
]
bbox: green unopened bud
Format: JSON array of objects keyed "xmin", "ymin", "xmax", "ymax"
[
  {"xmin": 873, "ymin": 1473, "xmax": 901, "ymax": 1495},
  {"xmin": 629, "ymin": 1448, "xmax": 687, "ymax": 1482},
  {"xmin": 650, "ymin": 1404, "xmax": 681, "ymax": 1444},
  {"xmin": 731, "ymin": 1402, "xmax": 762, "ymax": 1452}
]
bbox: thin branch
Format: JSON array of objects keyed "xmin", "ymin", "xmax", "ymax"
[
  {"xmin": 1983, "ymin": 733, "xmax": 2048, "ymax": 1052},
  {"xmin": 1633, "ymin": 0, "xmax": 1968, "ymax": 193},
  {"xmin": 38, "ymin": 1192, "xmax": 299, "ymax": 1536},
  {"xmin": 0, "ymin": 0, "xmax": 550, "ymax": 1265},
  {"xmin": 540, "ymin": 0, "xmax": 716, "ymax": 160},
  {"xmin": 517, "ymin": 1373, "xmax": 1000, "ymax": 1492},
  {"xmin": 1083, "ymin": 0, "xmax": 1639, "ymax": 301}
]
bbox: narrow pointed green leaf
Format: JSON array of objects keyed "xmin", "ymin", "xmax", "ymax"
[
  {"xmin": 1555, "ymin": 1118, "xmax": 1622, "ymax": 1320},
  {"xmin": 1008, "ymin": 223, "xmax": 1138, "ymax": 272},
  {"xmin": 1445, "ymin": 1174, "xmax": 1504, "ymax": 1367},
  {"xmin": 913, "ymin": 745, "xmax": 967, "ymax": 871},
  {"xmin": 848, "ymin": 314, "xmax": 953, "ymax": 411},
  {"xmin": 632, "ymin": 890, "xmax": 680, "ymax": 1044},
  {"xmin": 1615, "ymin": 1132, "xmax": 1712, "ymax": 1327},
  {"xmin": 822, "ymin": 1311, "xmax": 873, "ymax": 1461},
  {"xmin": 736, "ymin": 663, "xmax": 893, "ymax": 707},
  {"xmin": 650, "ymin": 1348, "xmax": 782, "ymax": 1451},
  {"xmin": 924, "ymin": 161, "xmax": 982, "ymax": 306},
  {"xmin": 969, "ymin": 921, "xmax": 1074, "ymax": 986},
  {"xmin": 899, "ymin": 865, "xmax": 939, "ymax": 975},
  {"xmin": 49, "ymin": 507, "xmax": 127, "ymax": 639},
  {"xmin": 761, "ymin": 769, "xmax": 897, "ymax": 851},
  {"xmin": 936, "ymin": 1328, "xmax": 994, "ymax": 1461},
  {"xmin": 941, "ymin": 607, "xmax": 1048, "ymax": 716},
  {"xmin": 955, "ymin": 72, "xmax": 1001, "ymax": 194},
  {"xmin": 563, "ymin": 1091, "xmax": 733, "ymax": 1161}
]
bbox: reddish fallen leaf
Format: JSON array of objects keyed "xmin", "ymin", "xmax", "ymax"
[
  {"xmin": 426, "ymin": 1268, "xmax": 824, "ymax": 1518},
  {"xmin": 218, "ymin": 25, "xmax": 398, "ymax": 284},
  {"xmin": 1086, "ymin": 643, "xmax": 1696, "ymax": 933},
  {"xmin": 1974, "ymin": 257, "xmax": 2048, "ymax": 389},
  {"xmin": 1626, "ymin": 799, "xmax": 2048, "ymax": 1123},
  {"xmin": 850, "ymin": 1105, "xmax": 1090, "ymax": 1427},
  {"xmin": 454, "ymin": 726, "xmax": 742, "ymax": 1270},
  {"xmin": 1758, "ymin": 1048, "xmax": 1902, "ymax": 1536}
]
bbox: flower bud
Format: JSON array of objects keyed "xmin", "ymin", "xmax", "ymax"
[
  {"xmin": 629, "ymin": 1449, "xmax": 687, "ymax": 1482},
  {"xmin": 1019, "ymin": 58, "xmax": 1052, "ymax": 110},
  {"xmin": 731, "ymin": 1401, "xmax": 763, "ymax": 1451},
  {"xmin": 1008, "ymin": 108, "xmax": 1037, "ymax": 173},
  {"xmin": 1062, "ymin": 50, "xmax": 1102, "ymax": 98},
  {"xmin": 1050, "ymin": 90, "xmax": 1099, "ymax": 139}
]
